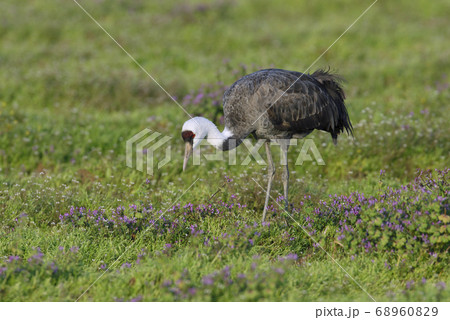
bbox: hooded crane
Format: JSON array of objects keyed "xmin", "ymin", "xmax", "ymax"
[{"xmin": 182, "ymin": 69, "xmax": 353, "ymax": 221}]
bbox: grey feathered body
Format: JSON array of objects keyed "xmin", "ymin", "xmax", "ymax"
[{"xmin": 221, "ymin": 69, "xmax": 353, "ymax": 148}]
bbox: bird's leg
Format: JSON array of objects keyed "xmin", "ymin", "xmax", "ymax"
[
  {"xmin": 279, "ymin": 139, "xmax": 290, "ymax": 212},
  {"xmin": 262, "ymin": 140, "xmax": 275, "ymax": 222}
]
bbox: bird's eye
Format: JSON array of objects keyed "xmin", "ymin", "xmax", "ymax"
[{"xmin": 181, "ymin": 131, "xmax": 195, "ymax": 141}]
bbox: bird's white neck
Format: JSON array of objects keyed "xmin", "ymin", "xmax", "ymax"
[{"xmin": 182, "ymin": 117, "xmax": 234, "ymax": 150}]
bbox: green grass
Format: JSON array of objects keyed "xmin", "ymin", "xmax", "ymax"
[{"xmin": 0, "ymin": 0, "xmax": 449, "ymax": 301}]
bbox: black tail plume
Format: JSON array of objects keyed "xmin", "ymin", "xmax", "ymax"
[{"xmin": 311, "ymin": 69, "xmax": 353, "ymax": 143}]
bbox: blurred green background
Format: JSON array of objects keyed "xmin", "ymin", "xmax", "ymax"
[
  {"xmin": 0, "ymin": 0, "xmax": 448, "ymax": 182},
  {"xmin": 0, "ymin": 0, "xmax": 448, "ymax": 301}
]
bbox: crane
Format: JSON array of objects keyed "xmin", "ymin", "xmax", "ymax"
[{"xmin": 182, "ymin": 68, "xmax": 353, "ymax": 221}]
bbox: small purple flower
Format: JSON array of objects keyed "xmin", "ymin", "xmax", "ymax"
[
  {"xmin": 28, "ymin": 248, "xmax": 44, "ymax": 263},
  {"xmin": 162, "ymin": 280, "xmax": 172, "ymax": 287},
  {"xmin": 8, "ymin": 256, "xmax": 20, "ymax": 263},
  {"xmin": 188, "ymin": 288, "xmax": 197, "ymax": 295},
  {"xmin": 274, "ymin": 268, "xmax": 285, "ymax": 275},
  {"xmin": 129, "ymin": 295, "xmax": 143, "ymax": 302},
  {"xmin": 192, "ymin": 93, "xmax": 204, "ymax": 104},
  {"xmin": 49, "ymin": 262, "xmax": 59, "ymax": 273},
  {"xmin": 278, "ymin": 253, "xmax": 298, "ymax": 262},
  {"xmin": 285, "ymin": 253, "xmax": 298, "ymax": 260},
  {"xmin": 436, "ymin": 282, "xmax": 446, "ymax": 290},
  {"xmin": 202, "ymin": 276, "xmax": 214, "ymax": 286},
  {"xmin": 70, "ymin": 246, "xmax": 79, "ymax": 253},
  {"xmin": 406, "ymin": 280, "xmax": 414, "ymax": 290},
  {"xmin": 222, "ymin": 265, "xmax": 231, "ymax": 280}
]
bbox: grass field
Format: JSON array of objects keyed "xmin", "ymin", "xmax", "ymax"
[{"xmin": 0, "ymin": 0, "xmax": 449, "ymax": 301}]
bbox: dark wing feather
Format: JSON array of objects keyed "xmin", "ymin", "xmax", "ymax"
[{"xmin": 264, "ymin": 69, "xmax": 353, "ymax": 142}]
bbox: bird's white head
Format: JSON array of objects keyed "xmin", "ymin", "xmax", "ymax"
[{"xmin": 181, "ymin": 117, "xmax": 208, "ymax": 171}]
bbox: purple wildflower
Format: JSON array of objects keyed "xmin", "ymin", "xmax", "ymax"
[
  {"xmin": 129, "ymin": 295, "xmax": 143, "ymax": 302},
  {"xmin": 274, "ymin": 268, "xmax": 285, "ymax": 275},
  {"xmin": 8, "ymin": 256, "xmax": 20, "ymax": 263},
  {"xmin": 70, "ymin": 246, "xmax": 79, "ymax": 253},
  {"xmin": 436, "ymin": 282, "xmax": 446, "ymax": 290},
  {"xmin": 28, "ymin": 248, "xmax": 44, "ymax": 263},
  {"xmin": 188, "ymin": 288, "xmax": 197, "ymax": 295},
  {"xmin": 202, "ymin": 276, "xmax": 214, "ymax": 286},
  {"xmin": 406, "ymin": 280, "xmax": 414, "ymax": 290}
]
